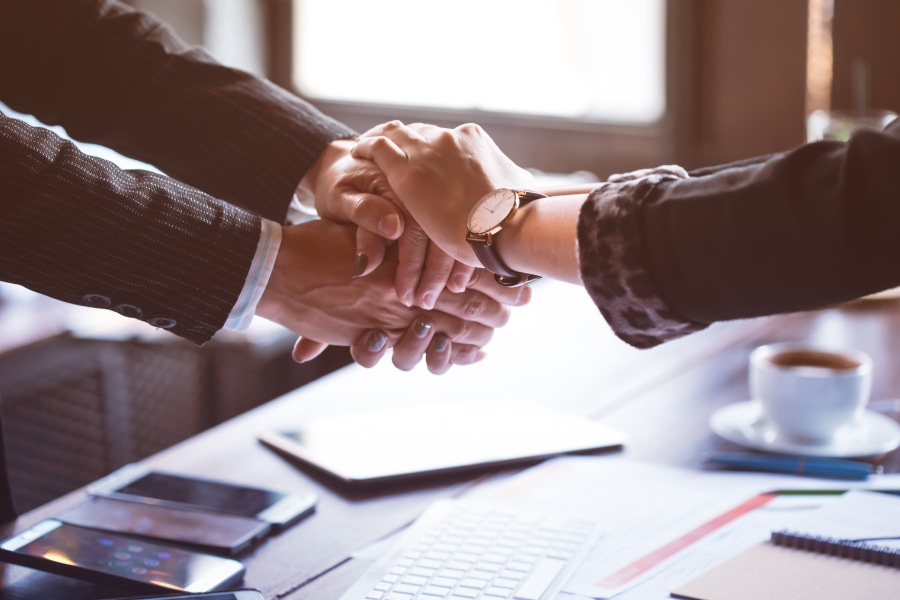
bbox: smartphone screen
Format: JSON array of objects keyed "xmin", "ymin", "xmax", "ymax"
[
  {"xmin": 58, "ymin": 497, "xmax": 270, "ymax": 554},
  {"xmin": 117, "ymin": 473, "xmax": 281, "ymax": 515},
  {"xmin": 0, "ymin": 520, "xmax": 245, "ymax": 593},
  {"xmin": 90, "ymin": 466, "xmax": 317, "ymax": 526}
]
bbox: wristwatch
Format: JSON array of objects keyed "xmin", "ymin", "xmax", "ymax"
[{"xmin": 466, "ymin": 188, "xmax": 548, "ymax": 287}]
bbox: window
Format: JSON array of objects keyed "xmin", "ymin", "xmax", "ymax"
[
  {"xmin": 293, "ymin": 0, "xmax": 666, "ymax": 124},
  {"xmin": 286, "ymin": 0, "xmax": 674, "ymax": 177},
  {"xmin": 284, "ymin": 2, "xmax": 816, "ymax": 175}
]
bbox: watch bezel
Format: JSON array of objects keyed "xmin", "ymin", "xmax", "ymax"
[{"xmin": 466, "ymin": 188, "xmax": 521, "ymax": 235}]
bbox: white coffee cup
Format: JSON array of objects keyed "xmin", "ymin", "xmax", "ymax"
[{"xmin": 749, "ymin": 342, "xmax": 873, "ymax": 444}]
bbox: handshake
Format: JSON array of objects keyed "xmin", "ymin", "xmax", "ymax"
[{"xmin": 255, "ymin": 122, "xmax": 572, "ymax": 375}]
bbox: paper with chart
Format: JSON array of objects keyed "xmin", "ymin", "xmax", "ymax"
[{"xmin": 465, "ymin": 456, "xmax": 900, "ymax": 599}]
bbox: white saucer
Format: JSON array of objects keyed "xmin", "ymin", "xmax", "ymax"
[{"xmin": 709, "ymin": 400, "xmax": 900, "ymax": 457}]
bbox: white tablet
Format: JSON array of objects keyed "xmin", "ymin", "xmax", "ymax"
[{"xmin": 257, "ymin": 400, "xmax": 627, "ymax": 485}]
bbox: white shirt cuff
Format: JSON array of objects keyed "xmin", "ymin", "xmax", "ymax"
[{"xmin": 223, "ymin": 218, "xmax": 282, "ymax": 331}]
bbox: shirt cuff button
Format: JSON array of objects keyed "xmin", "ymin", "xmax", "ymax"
[
  {"xmin": 147, "ymin": 317, "xmax": 177, "ymax": 329},
  {"xmin": 114, "ymin": 304, "xmax": 143, "ymax": 319},
  {"xmin": 82, "ymin": 294, "xmax": 112, "ymax": 308}
]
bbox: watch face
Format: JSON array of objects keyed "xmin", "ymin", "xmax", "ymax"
[{"xmin": 467, "ymin": 189, "xmax": 519, "ymax": 235}]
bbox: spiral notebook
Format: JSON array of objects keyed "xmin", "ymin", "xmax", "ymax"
[{"xmin": 672, "ymin": 490, "xmax": 900, "ymax": 600}]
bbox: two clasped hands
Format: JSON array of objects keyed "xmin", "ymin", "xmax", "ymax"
[{"xmin": 266, "ymin": 122, "xmax": 567, "ymax": 375}]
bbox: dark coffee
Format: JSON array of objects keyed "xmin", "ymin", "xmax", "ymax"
[{"xmin": 769, "ymin": 350, "xmax": 860, "ymax": 370}]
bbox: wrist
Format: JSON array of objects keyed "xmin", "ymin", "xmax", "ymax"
[{"xmin": 498, "ymin": 194, "xmax": 587, "ymax": 285}]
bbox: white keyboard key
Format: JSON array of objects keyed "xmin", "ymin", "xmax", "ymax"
[
  {"xmin": 430, "ymin": 576, "xmax": 458, "ymax": 588},
  {"xmin": 493, "ymin": 577, "xmax": 520, "ymax": 589},
  {"xmin": 392, "ymin": 583, "xmax": 422, "ymax": 595},
  {"xmin": 422, "ymin": 586, "xmax": 450, "ymax": 597},
  {"xmin": 459, "ymin": 578, "xmax": 488, "ymax": 590},
  {"xmin": 513, "ymin": 558, "xmax": 566, "ymax": 600}
]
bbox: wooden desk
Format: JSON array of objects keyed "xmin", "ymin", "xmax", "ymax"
[{"xmin": 2, "ymin": 281, "xmax": 900, "ymax": 599}]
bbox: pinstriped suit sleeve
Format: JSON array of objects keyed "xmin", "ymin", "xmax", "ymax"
[
  {"xmin": 0, "ymin": 113, "xmax": 261, "ymax": 344},
  {"xmin": 0, "ymin": 0, "xmax": 357, "ymax": 344}
]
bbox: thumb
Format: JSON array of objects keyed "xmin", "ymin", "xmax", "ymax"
[
  {"xmin": 329, "ymin": 191, "xmax": 404, "ymax": 241},
  {"xmin": 354, "ymin": 227, "xmax": 387, "ymax": 278}
]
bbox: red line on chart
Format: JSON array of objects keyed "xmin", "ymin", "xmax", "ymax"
[{"xmin": 596, "ymin": 492, "xmax": 778, "ymax": 588}]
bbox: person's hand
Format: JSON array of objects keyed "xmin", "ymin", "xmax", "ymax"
[
  {"xmin": 350, "ymin": 268, "xmax": 530, "ymax": 373},
  {"xmin": 256, "ymin": 219, "xmax": 530, "ymax": 373},
  {"xmin": 302, "ymin": 139, "xmax": 474, "ymax": 308},
  {"xmin": 351, "ymin": 122, "xmax": 534, "ymax": 266}
]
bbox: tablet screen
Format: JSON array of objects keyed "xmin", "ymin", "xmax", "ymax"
[{"xmin": 258, "ymin": 401, "xmax": 626, "ymax": 485}]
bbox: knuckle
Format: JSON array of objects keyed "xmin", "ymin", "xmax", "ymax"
[
  {"xmin": 348, "ymin": 195, "xmax": 367, "ymax": 221},
  {"xmin": 443, "ymin": 317, "xmax": 469, "ymax": 342},
  {"xmin": 461, "ymin": 293, "xmax": 489, "ymax": 320},
  {"xmin": 458, "ymin": 122, "xmax": 480, "ymax": 133},
  {"xmin": 371, "ymin": 136, "xmax": 391, "ymax": 151}
]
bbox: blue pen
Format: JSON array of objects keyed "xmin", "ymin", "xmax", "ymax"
[{"xmin": 703, "ymin": 452, "xmax": 873, "ymax": 480}]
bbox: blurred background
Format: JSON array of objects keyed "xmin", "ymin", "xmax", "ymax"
[
  {"xmin": 2, "ymin": 0, "xmax": 899, "ymax": 515},
  {"xmin": 128, "ymin": 0, "xmax": 900, "ymax": 176}
]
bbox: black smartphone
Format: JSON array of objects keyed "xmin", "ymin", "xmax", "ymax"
[
  {"xmin": 0, "ymin": 519, "xmax": 245, "ymax": 593},
  {"xmin": 88, "ymin": 464, "xmax": 317, "ymax": 527},
  {"xmin": 107, "ymin": 590, "xmax": 264, "ymax": 600},
  {"xmin": 58, "ymin": 497, "xmax": 271, "ymax": 555}
]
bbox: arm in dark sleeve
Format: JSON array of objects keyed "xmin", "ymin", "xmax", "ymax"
[
  {"xmin": 0, "ymin": 0, "xmax": 356, "ymax": 223},
  {"xmin": 643, "ymin": 121, "xmax": 900, "ymax": 323},
  {"xmin": 0, "ymin": 113, "xmax": 260, "ymax": 345}
]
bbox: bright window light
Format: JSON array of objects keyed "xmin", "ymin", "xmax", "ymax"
[{"xmin": 293, "ymin": 0, "xmax": 666, "ymax": 123}]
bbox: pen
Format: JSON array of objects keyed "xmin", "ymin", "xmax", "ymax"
[{"xmin": 703, "ymin": 452, "xmax": 874, "ymax": 480}]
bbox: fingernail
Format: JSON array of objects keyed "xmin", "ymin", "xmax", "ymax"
[
  {"xmin": 432, "ymin": 333, "xmax": 450, "ymax": 353},
  {"xmin": 379, "ymin": 214, "xmax": 401, "ymax": 238},
  {"xmin": 353, "ymin": 252, "xmax": 369, "ymax": 277},
  {"xmin": 402, "ymin": 293, "xmax": 414, "ymax": 307},
  {"xmin": 451, "ymin": 274, "xmax": 468, "ymax": 292},
  {"xmin": 422, "ymin": 292, "xmax": 436, "ymax": 310},
  {"xmin": 454, "ymin": 346, "xmax": 477, "ymax": 364},
  {"xmin": 414, "ymin": 319, "xmax": 432, "ymax": 338},
  {"xmin": 367, "ymin": 330, "xmax": 388, "ymax": 352}
]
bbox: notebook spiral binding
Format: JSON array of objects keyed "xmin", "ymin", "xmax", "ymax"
[{"xmin": 771, "ymin": 530, "xmax": 900, "ymax": 568}]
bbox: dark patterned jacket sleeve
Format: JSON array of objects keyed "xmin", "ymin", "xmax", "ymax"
[
  {"xmin": 578, "ymin": 166, "xmax": 708, "ymax": 348},
  {"xmin": 578, "ymin": 119, "xmax": 900, "ymax": 348},
  {"xmin": 0, "ymin": 0, "xmax": 357, "ymax": 344}
]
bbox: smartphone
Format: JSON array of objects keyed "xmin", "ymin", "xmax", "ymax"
[
  {"xmin": 88, "ymin": 464, "xmax": 317, "ymax": 527},
  {"xmin": 107, "ymin": 590, "xmax": 264, "ymax": 600},
  {"xmin": 58, "ymin": 497, "xmax": 271, "ymax": 555},
  {"xmin": 0, "ymin": 519, "xmax": 245, "ymax": 593}
]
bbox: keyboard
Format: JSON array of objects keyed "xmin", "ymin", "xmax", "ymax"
[{"xmin": 339, "ymin": 499, "xmax": 601, "ymax": 600}]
